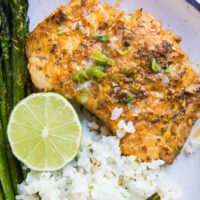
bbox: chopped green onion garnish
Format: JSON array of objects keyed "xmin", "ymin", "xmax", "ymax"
[
  {"xmin": 151, "ymin": 59, "xmax": 162, "ymax": 73},
  {"xmin": 72, "ymin": 68, "xmax": 86, "ymax": 84},
  {"xmin": 170, "ymin": 144, "xmax": 180, "ymax": 154},
  {"xmin": 107, "ymin": 59, "xmax": 115, "ymax": 66},
  {"xmin": 124, "ymin": 95, "xmax": 135, "ymax": 109},
  {"xmin": 93, "ymin": 33, "xmax": 111, "ymax": 42},
  {"xmin": 93, "ymin": 51, "xmax": 114, "ymax": 66},
  {"xmin": 93, "ymin": 51, "xmax": 108, "ymax": 65},
  {"xmin": 110, "ymin": 75, "xmax": 119, "ymax": 82},
  {"xmin": 166, "ymin": 66, "xmax": 176, "ymax": 73},
  {"xmin": 79, "ymin": 90, "xmax": 88, "ymax": 104},
  {"xmin": 116, "ymin": 47, "xmax": 132, "ymax": 56},
  {"xmin": 86, "ymin": 67, "xmax": 106, "ymax": 81},
  {"xmin": 96, "ymin": 64, "xmax": 106, "ymax": 71},
  {"xmin": 147, "ymin": 193, "xmax": 161, "ymax": 200}
]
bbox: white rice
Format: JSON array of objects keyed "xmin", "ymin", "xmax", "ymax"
[
  {"xmin": 16, "ymin": 112, "xmax": 181, "ymax": 200},
  {"xmin": 133, "ymin": 107, "xmax": 141, "ymax": 116},
  {"xmin": 118, "ymin": 120, "xmax": 135, "ymax": 133},
  {"xmin": 184, "ymin": 136, "xmax": 200, "ymax": 154},
  {"xmin": 116, "ymin": 129, "xmax": 126, "ymax": 139},
  {"xmin": 111, "ymin": 107, "xmax": 123, "ymax": 121},
  {"xmin": 116, "ymin": 120, "xmax": 136, "ymax": 138},
  {"xmin": 184, "ymin": 131, "xmax": 200, "ymax": 154}
]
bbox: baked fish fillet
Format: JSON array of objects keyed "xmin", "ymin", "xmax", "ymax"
[{"xmin": 26, "ymin": 0, "xmax": 200, "ymax": 164}]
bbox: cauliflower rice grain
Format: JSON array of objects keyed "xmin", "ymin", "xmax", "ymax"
[{"xmin": 16, "ymin": 113, "xmax": 181, "ymax": 200}]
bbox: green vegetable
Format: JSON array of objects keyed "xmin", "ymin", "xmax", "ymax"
[
  {"xmin": 0, "ymin": 142, "xmax": 14, "ymax": 200},
  {"xmin": 2, "ymin": 0, "xmax": 10, "ymax": 19},
  {"xmin": 26, "ymin": 73, "xmax": 34, "ymax": 96},
  {"xmin": 110, "ymin": 75, "xmax": 119, "ymax": 82},
  {"xmin": 151, "ymin": 59, "xmax": 162, "ymax": 73},
  {"xmin": 93, "ymin": 51, "xmax": 114, "ymax": 66},
  {"xmin": 116, "ymin": 47, "xmax": 132, "ymax": 56},
  {"xmin": 0, "ymin": 185, "xmax": 4, "ymax": 200},
  {"xmin": 7, "ymin": 0, "xmax": 30, "ymax": 189},
  {"xmin": 93, "ymin": 33, "xmax": 111, "ymax": 42},
  {"xmin": 11, "ymin": 0, "xmax": 29, "ymax": 106},
  {"xmin": 86, "ymin": 67, "xmax": 106, "ymax": 81},
  {"xmin": 96, "ymin": 64, "xmax": 106, "ymax": 72},
  {"xmin": 0, "ymin": 4, "xmax": 12, "ymax": 114},
  {"xmin": 147, "ymin": 193, "xmax": 161, "ymax": 200},
  {"xmin": 0, "ymin": 1, "xmax": 30, "ymax": 197},
  {"xmin": 124, "ymin": 95, "xmax": 135, "ymax": 109},
  {"xmin": 79, "ymin": 89, "xmax": 88, "ymax": 104},
  {"xmin": 93, "ymin": 51, "xmax": 108, "ymax": 65},
  {"xmin": 0, "ymin": 51, "xmax": 15, "ymax": 200},
  {"xmin": 12, "ymin": 0, "xmax": 31, "ymax": 180},
  {"xmin": 72, "ymin": 68, "xmax": 87, "ymax": 84},
  {"xmin": 1, "ymin": 2, "xmax": 24, "ymax": 194},
  {"xmin": 170, "ymin": 144, "xmax": 180, "ymax": 154},
  {"xmin": 0, "ymin": 150, "xmax": 14, "ymax": 200},
  {"xmin": 166, "ymin": 66, "xmax": 176, "ymax": 73}
]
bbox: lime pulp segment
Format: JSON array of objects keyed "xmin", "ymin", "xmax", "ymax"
[{"xmin": 7, "ymin": 93, "xmax": 82, "ymax": 171}]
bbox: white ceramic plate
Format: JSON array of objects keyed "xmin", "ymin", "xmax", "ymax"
[{"xmin": 28, "ymin": 1, "xmax": 200, "ymax": 199}]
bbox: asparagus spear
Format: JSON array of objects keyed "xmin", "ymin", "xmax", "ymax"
[
  {"xmin": 0, "ymin": 51, "xmax": 14, "ymax": 200},
  {"xmin": 10, "ymin": 0, "xmax": 29, "ymax": 106},
  {"xmin": 2, "ymin": 0, "xmax": 11, "ymax": 20},
  {"xmin": 0, "ymin": 149, "xmax": 14, "ymax": 200},
  {"xmin": 10, "ymin": 0, "xmax": 31, "ymax": 179},
  {"xmin": 0, "ymin": 184, "xmax": 4, "ymax": 200},
  {"xmin": 0, "ymin": 4, "xmax": 12, "ymax": 116},
  {"xmin": 21, "ymin": 0, "xmax": 32, "ymax": 96},
  {"xmin": 0, "ymin": 127, "xmax": 14, "ymax": 200},
  {"xmin": 0, "ymin": 3, "xmax": 23, "ymax": 193}
]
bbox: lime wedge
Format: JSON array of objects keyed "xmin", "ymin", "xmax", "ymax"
[{"xmin": 7, "ymin": 93, "xmax": 82, "ymax": 171}]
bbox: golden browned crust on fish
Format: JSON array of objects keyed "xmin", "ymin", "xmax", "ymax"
[{"xmin": 26, "ymin": 0, "xmax": 200, "ymax": 164}]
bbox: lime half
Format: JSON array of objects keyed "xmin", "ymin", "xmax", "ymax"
[{"xmin": 7, "ymin": 93, "xmax": 82, "ymax": 171}]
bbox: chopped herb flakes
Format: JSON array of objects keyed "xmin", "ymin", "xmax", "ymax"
[
  {"xmin": 93, "ymin": 51, "xmax": 114, "ymax": 66},
  {"xmin": 151, "ymin": 59, "xmax": 162, "ymax": 73},
  {"xmin": 170, "ymin": 144, "xmax": 180, "ymax": 154},
  {"xmin": 72, "ymin": 66, "xmax": 106, "ymax": 84},
  {"xmin": 97, "ymin": 64, "xmax": 106, "ymax": 72},
  {"xmin": 72, "ymin": 68, "xmax": 86, "ymax": 84},
  {"xmin": 92, "ymin": 33, "xmax": 111, "ymax": 42},
  {"xmin": 111, "ymin": 75, "xmax": 119, "ymax": 82},
  {"xmin": 166, "ymin": 66, "xmax": 176, "ymax": 73},
  {"xmin": 86, "ymin": 67, "xmax": 106, "ymax": 81},
  {"xmin": 116, "ymin": 47, "xmax": 132, "ymax": 56},
  {"xmin": 147, "ymin": 193, "xmax": 161, "ymax": 200},
  {"xmin": 79, "ymin": 89, "xmax": 88, "ymax": 104},
  {"xmin": 124, "ymin": 95, "xmax": 135, "ymax": 109}
]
